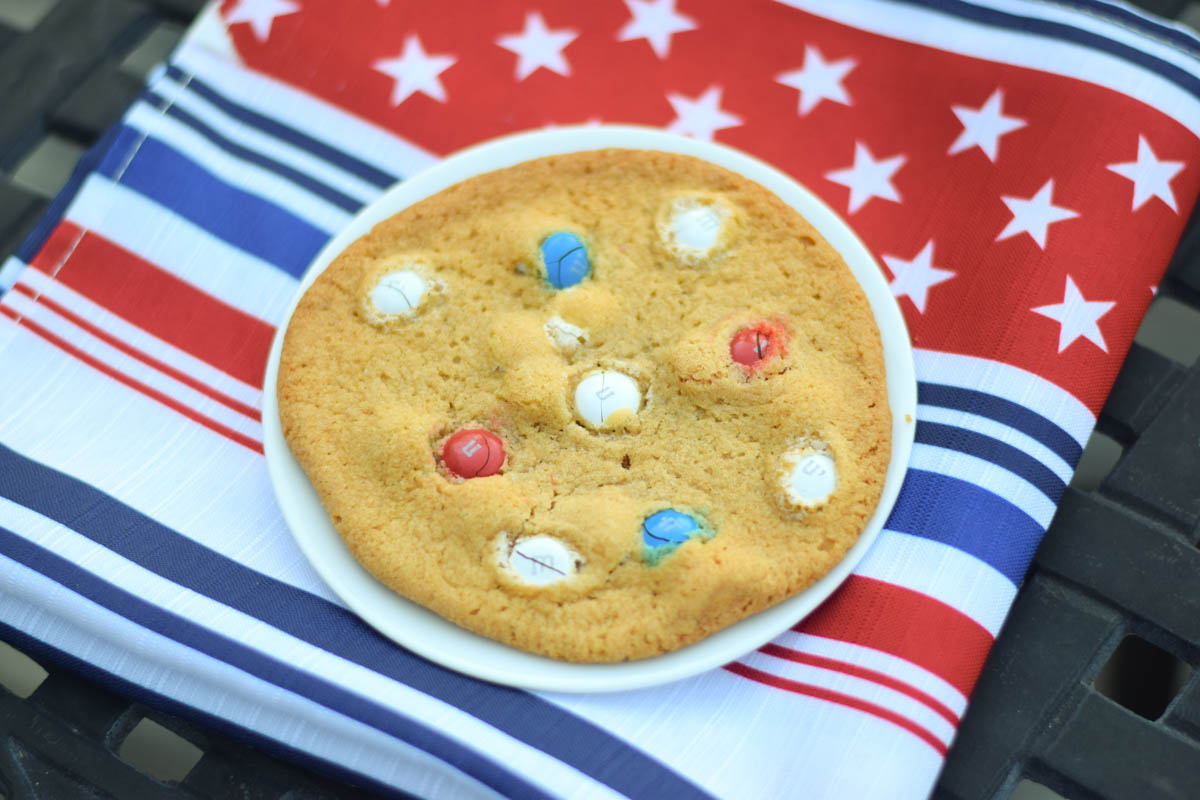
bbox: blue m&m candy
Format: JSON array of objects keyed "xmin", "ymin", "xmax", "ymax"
[
  {"xmin": 541, "ymin": 232, "xmax": 590, "ymax": 289},
  {"xmin": 642, "ymin": 509, "xmax": 703, "ymax": 564}
]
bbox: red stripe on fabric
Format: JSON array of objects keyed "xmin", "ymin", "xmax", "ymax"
[
  {"xmin": 796, "ymin": 576, "xmax": 993, "ymax": 697},
  {"xmin": 724, "ymin": 661, "xmax": 948, "ymax": 756},
  {"xmin": 31, "ymin": 220, "xmax": 85, "ymax": 273},
  {"xmin": 759, "ymin": 643, "xmax": 960, "ymax": 727},
  {"xmin": 29, "ymin": 221, "xmax": 275, "ymax": 388},
  {"xmin": 11, "ymin": 283, "xmax": 261, "ymax": 422},
  {"xmin": 0, "ymin": 305, "xmax": 264, "ymax": 455}
]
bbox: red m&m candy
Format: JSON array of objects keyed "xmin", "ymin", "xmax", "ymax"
[
  {"xmin": 730, "ymin": 325, "xmax": 780, "ymax": 368},
  {"xmin": 442, "ymin": 429, "xmax": 506, "ymax": 478}
]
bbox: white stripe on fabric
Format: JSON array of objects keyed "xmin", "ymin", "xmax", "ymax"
[
  {"xmin": 2, "ymin": 291, "xmax": 262, "ymax": 441},
  {"xmin": 772, "ymin": 631, "xmax": 968, "ymax": 717},
  {"xmin": 914, "ymin": 349, "xmax": 1095, "ymax": 448},
  {"xmin": 125, "ymin": 102, "xmax": 353, "ymax": 235},
  {"xmin": 1084, "ymin": 0, "xmax": 1200, "ymax": 45},
  {"xmin": 982, "ymin": 0, "xmax": 1200, "ymax": 75},
  {"xmin": 150, "ymin": 77, "xmax": 385, "ymax": 207},
  {"xmin": 0, "ymin": 322, "xmax": 332, "ymax": 601},
  {"xmin": 66, "ymin": 175, "xmax": 298, "ymax": 326},
  {"xmin": 0, "ymin": 256, "xmax": 24, "ymax": 292},
  {"xmin": 183, "ymin": 3, "xmax": 238, "ymax": 63},
  {"xmin": 775, "ymin": 0, "xmax": 1200, "ymax": 138},
  {"xmin": 173, "ymin": 42, "xmax": 438, "ymax": 180},
  {"xmin": 0, "ymin": 311, "xmax": 17, "ymax": 352},
  {"xmin": 0, "ymin": 499, "xmax": 632, "ymax": 800},
  {"xmin": 546, "ymin": 667, "xmax": 943, "ymax": 799},
  {"xmin": 17, "ymin": 269, "xmax": 262, "ymax": 410},
  {"xmin": 918, "ymin": 403, "xmax": 1075, "ymax": 484},
  {"xmin": 853, "ymin": 530, "xmax": 1015, "ymax": 637},
  {"xmin": 736, "ymin": 649, "xmax": 956, "ymax": 746},
  {"xmin": 0, "ymin": 555, "xmax": 506, "ymax": 800}
]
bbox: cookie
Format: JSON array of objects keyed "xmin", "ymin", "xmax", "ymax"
[{"xmin": 277, "ymin": 149, "xmax": 890, "ymax": 663}]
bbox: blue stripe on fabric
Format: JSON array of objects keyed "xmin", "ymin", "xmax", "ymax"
[
  {"xmin": 918, "ymin": 382, "xmax": 1083, "ymax": 468},
  {"xmin": 0, "ymin": 444, "xmax": 714, "ymax": 800},
  {"xmin": 892, "ymin": 0, "xmax": 1200, "ymax": 100},
  {"xmin": 0, "ymin": 525, "xmax": 550, "ymax": 800},
  {"xmin": 140, "ymin": 91, "xmax": 363, "ymax": 213},
  {"xmin": 916, "ymin": 420, "xmax": 1068, "ymax": 505},
  {"xmin": 15, "ymin": 125, "xmax": 124, "ymax": 264},
  {"xmin": 884, "ymin": 468, "xmax": 1043, "ymax": 585},
  {"xmin": 0, "ymin": 621, "xmax": 422, "ymax": 800},
  {"xmin": 96, "ymin": 126, "xmax": 326, "ymax": 278},
  {"xmin": 164, "ymin": 65, "xmax": 398, "ymax": 189}
]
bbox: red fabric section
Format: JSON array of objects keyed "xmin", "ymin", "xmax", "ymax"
[
  {"xmin": 10, "ymin": 283, "xmax": 260, "ymax": 421},
  {"xmin": 225, "ymin": 0, "xmax": 1199, "ymax": 412},
  {"xmin": 725, "ymin": 661, "xmax": 948, "ymax": 755},
  {"xmin": 796, "ymin": 576, "xmax": 994, "ymax": 696},
  {"xmin": 0, "ymin": 306, "xmax": 263, "ymax": 454},
  {"xmin": 29, "ymin": 222, "xmax": 275, "ymax": 389},
  {"xmin": 759, "ymin": 642, "xmax": 960, "ymax": 726}
]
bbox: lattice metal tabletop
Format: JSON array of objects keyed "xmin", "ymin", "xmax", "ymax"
[
  {"xmin": 936, "ymin": 219, "xmax": 1200, "ymax": 799},
  {"xmin": 0, "ymin": 1, "xmax": 1197, "ymax": 799}
]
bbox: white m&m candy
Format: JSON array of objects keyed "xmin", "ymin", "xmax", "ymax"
[
  {"xmin": 574, "ymin": 370, "xmax": 641, "ymax": 428},
  {"xmin": 663, "ymin": 198, "xmax": 728, "ymax": 262},
  {"xmin": 781, "ymin": 447, "xmax": 837, "ymax": 508},
  {"xmin": 496, "ymin": 533, "xmax": 581, "ymax": 586},
  {"xmin": 369, "ymin": 269, "xmax": 427, "ymax": 318}
]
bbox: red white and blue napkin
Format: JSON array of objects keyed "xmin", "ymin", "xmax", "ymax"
[{"xmin": 1, "ymin": 1, "xmax": 1196, "ymax": 797}]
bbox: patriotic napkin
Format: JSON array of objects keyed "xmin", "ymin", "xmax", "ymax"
[{"xmin": 0, "ymin": 0, "xmax": 1196, "ymax": 797}]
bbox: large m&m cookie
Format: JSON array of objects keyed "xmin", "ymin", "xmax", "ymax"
[{"xmin": 277, "ymin": 149, "xmax": 890, "ymax": 662}]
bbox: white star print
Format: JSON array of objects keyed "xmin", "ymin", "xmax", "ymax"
[
  {"xmin": 1033, "ymin": 276, "xmax": 1115, "ymax": 353},
  {"xmin": 775, "ymin": 45, "xmax": 855, "ymax": 116},
  {"xmin": 224, "ymin": 0, "xmax": 300, "ymax": 42},
  {"xmin": 882, "ymin": 240, "xmax": 955, "ymax": 313},
  {"xmin": 496, "ymin": 11, "xmax": 578, "ymax": 81},
  {"xmin": 996, "ymin": 179, "xmax": 1078, "ymax": 249},
  {"xmin": 665, "ymin": 86, "xmax": 742, "ymax": 142},
  {"xmin": 1107, "ymin": 135, "xmax": 1185, "ymax": 213},
  {"xmin": 948, "ymin": 88, "xmax": 1025, "ymax": 162},
  {"xmin": 825, "ymin": 141, "xmax": 905, "ymax": 214},
  {"xmin": 617, "ymin": 0, "xmax": 697, "ymax": 59},
  {"xmin": 373, "ymin": 34, "xmax": 456, "ymax": 106}
]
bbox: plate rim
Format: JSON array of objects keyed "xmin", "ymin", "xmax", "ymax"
[{"xmin": 262, "ymin": 125, "xmax": 917, "ymax": 693}]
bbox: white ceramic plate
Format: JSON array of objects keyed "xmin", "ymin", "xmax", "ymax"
[{"xmin": 262, "ymin": 126, "xmax": 916, "ymax": 693}]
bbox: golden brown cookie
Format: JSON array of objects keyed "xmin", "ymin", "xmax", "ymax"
[{"xmin": 277, "ymin": 149, "xmax": 890, "ymax": 662}]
